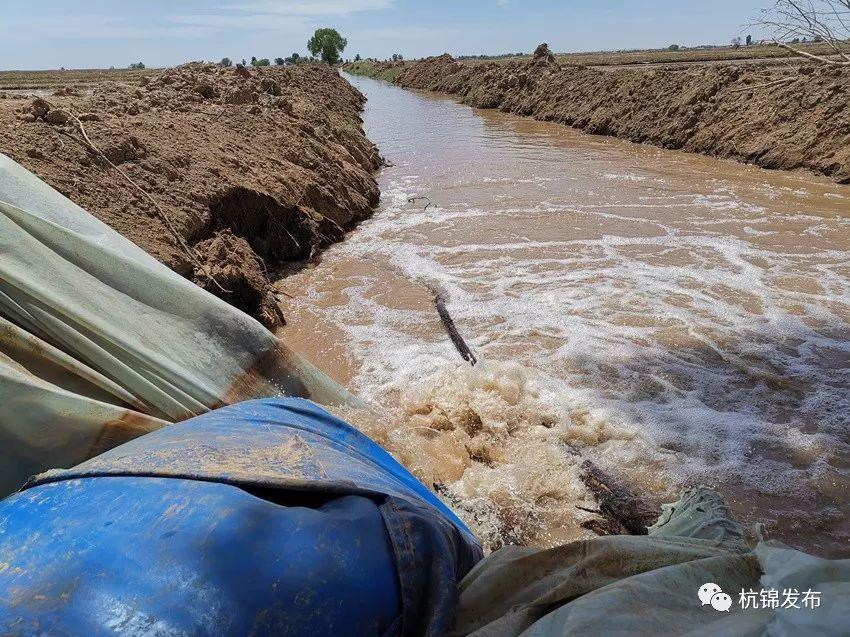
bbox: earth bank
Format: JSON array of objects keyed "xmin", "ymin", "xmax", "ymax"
[
  {"xmin": 0, "ymin": 63, "xmax": 382, "ymax": 327},
  {"xmin": 345, "ymin": 46, "xmax": 850, "ymax": 183}
]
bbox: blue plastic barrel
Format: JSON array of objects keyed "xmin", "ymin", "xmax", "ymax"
[{"xmin": 0, "ymin": 398, "xmax": 482, "ymax": 636}]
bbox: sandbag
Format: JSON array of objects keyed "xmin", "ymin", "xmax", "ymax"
[{"xmin": 0, "ymin": 154, "xmax": 358, "ymax": 495}]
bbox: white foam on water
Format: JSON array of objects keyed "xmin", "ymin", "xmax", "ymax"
[
  {"xmin": 308, "ymin": 177, "xmax": 847, "ymax": 547},
  {"xmin": 306, "ymin": 75, "xmax": 850, "ymax": 552},
  {"xmin": 603, "ymin": 172, "xmax": 648, "ymax": 182}
]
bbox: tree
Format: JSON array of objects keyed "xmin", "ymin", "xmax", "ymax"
[
  {"xmin": 354, "ymin": 53, "xmax": 361, "ymax": 61},
  {"xmin": 129, "ymin": 62, "xmax": 146, "ymax": 70},
  {"xmin": 755, "ymin": 0, "xmax": 850, "ymax": 65},
  {"xmin": 251, "ymin": 58, "xmax": 271, "ymax": 67},
  {"xmin": 220, "ymin": 57, "xmax": 233, "ymax": 67},
  {"xmin": 731, "ymin": 36, "xmax": 743, "ymax": 48},
  {"xmin": 746, "ymin": 34, "xmax": 753, "ymax": 46},
  {"xmin": 667, "ymin": 44, "xmax": 680, "ymax": 51},
  {"xmin": 274, "ymin": 57, "xmax": 285, "ymax": 66},
  {"xmin": 285, "ymin": 53, "xmax": 301, "ymax": 65},
  {"xmin": 307, "ymin": 28, "xmax": 347, "ymax": 65}
]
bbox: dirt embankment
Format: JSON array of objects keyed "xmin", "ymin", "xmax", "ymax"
[
  {"xmin": 375, "ymin": 47, "xmax": 850, "ymax": 183},
  {"xmin": 0, "ymin": 63, "xmax": 381, "ymax": 327}
]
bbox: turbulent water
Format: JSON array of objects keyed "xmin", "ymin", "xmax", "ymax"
[{"xmin": 280, "ymin": 74, "xmax": 850, "ymax": 555}]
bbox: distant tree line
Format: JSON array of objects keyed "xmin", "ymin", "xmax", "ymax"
[
  {"xmin": 218, "ymin": 53, "xmax": 306, "ymax": 68},
  {"xmin": 213, "ymin": 27, "xmax": 356, "ymax": 68},
  {"xmin": 214, "ymin": 28, "xmax": 348, "ymax": 69}
]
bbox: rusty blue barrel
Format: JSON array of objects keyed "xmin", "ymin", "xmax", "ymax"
[{"xmin": 0, "ymin": 398, "xmax": 481, "ymax": 636}]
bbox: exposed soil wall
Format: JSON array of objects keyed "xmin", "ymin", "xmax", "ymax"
[
  {"xmin": 355, "ymin": 51, "xmax": 850, "ymax": 183},
  {"xmin": 0, "ymin": 63, "xmax": 381, "ymax": 327}
]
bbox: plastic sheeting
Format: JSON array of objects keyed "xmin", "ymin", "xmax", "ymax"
[
  {"xmin": 0, "ymin": 154, "xmax": 358, "ymax": 495},
  {"xmin": 0, "ymin": 398, "xmax": 482, "ymax": 636},
  {"xmin": 450, "ymin": 488, "xmax": 849, "ymax": 636}
]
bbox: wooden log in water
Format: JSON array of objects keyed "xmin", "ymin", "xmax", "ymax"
[
  {"xmin": 578, "ymin": 459, "xmax": 658, "ymax": 536},
  {"xmin": 433, "ymin": 290, "xmax": 477, "ymax": 366}
]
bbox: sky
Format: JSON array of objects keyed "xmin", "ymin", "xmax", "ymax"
[{"xmin": 0, "ymin": 0, "xmax": 775, "ymax": 70}]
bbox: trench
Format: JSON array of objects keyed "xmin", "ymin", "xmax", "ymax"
[{"xmin": 280, "ymin": 74, "xmax": 850, "ymax": 555}]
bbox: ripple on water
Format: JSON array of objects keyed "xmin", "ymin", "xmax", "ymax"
[{"xmin": 282, "ymin": 74, "xmax": 850, "ymax": 556}]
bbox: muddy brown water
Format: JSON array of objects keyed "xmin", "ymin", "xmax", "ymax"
[{"xmin": 280, "ymin": 74, "xmax": 850, "ymax": 555}]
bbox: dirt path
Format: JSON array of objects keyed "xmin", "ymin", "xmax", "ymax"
[{"xmin": 0, "ymin": 63, "xmax": 381, "ymax": 327}]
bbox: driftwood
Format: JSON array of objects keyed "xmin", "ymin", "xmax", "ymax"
[
  {"xmin": 578, "ymin": 459, "xmax": 658, "ymax": 535},
  {"xmin": 432, "ymin": 289, "xmax": 477, "ymax": 366},
  {"xmin": 355, "ymin": 253, "xmax": 476, "ymax": 365}
]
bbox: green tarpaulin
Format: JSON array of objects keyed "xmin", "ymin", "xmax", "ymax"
[
  {"xmin": 452, "ymin": 488, "xmax": 849, "ymax": 635},
  {"xmin": 0, "ymin": 154, "xmax": 357, "ymax": 495}
]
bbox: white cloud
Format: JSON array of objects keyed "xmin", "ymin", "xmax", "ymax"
[
  {"xmin": 348, "ymin": 25, "xmax": 463, "ymax": 42},
  {"xmin": 168, "ymin": 13, "xmax": 311, "ymax": 30},
  {"xmin": 0, "ymin": 0, "xmax": 395, "ymax": 43},
  {"xmin": 165, "ymin": 0, "xmax": 395, "ymax": 36},
  {"xmin": 220, "ymin": 0, "xmax": 395, "ymax": 16},
  {"xmin": 3, "ymin": 15, "xmax": 216, "ymax": 40}
]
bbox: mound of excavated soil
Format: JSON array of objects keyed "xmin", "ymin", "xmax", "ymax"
[
  {"xmin": 391, "ymin": 52, "xmax": 850, "ymax": 183},
  {"xmin": 0, "ymin": 63, "xmax": 381, "ymax": 327}
]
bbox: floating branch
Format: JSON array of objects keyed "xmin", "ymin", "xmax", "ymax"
[
  {"xmin": 432, "ymin": 289, "xmax": 477, "ymax": 366},
  {"xmin": 357, "ymin": 253, "xmax": 476, "ymax": 365}
]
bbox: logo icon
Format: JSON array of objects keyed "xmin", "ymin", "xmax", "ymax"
[
  {"xmin": 698, "ymin": 583, "xmax": 732, "ymax": 612},
  {"xmin": 698, "ymin": 583, "xmax": 722, "ymax": 605},
  {"xmin": 711, "ymin": 592, "xmax": 733, "ymax": 612}
]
